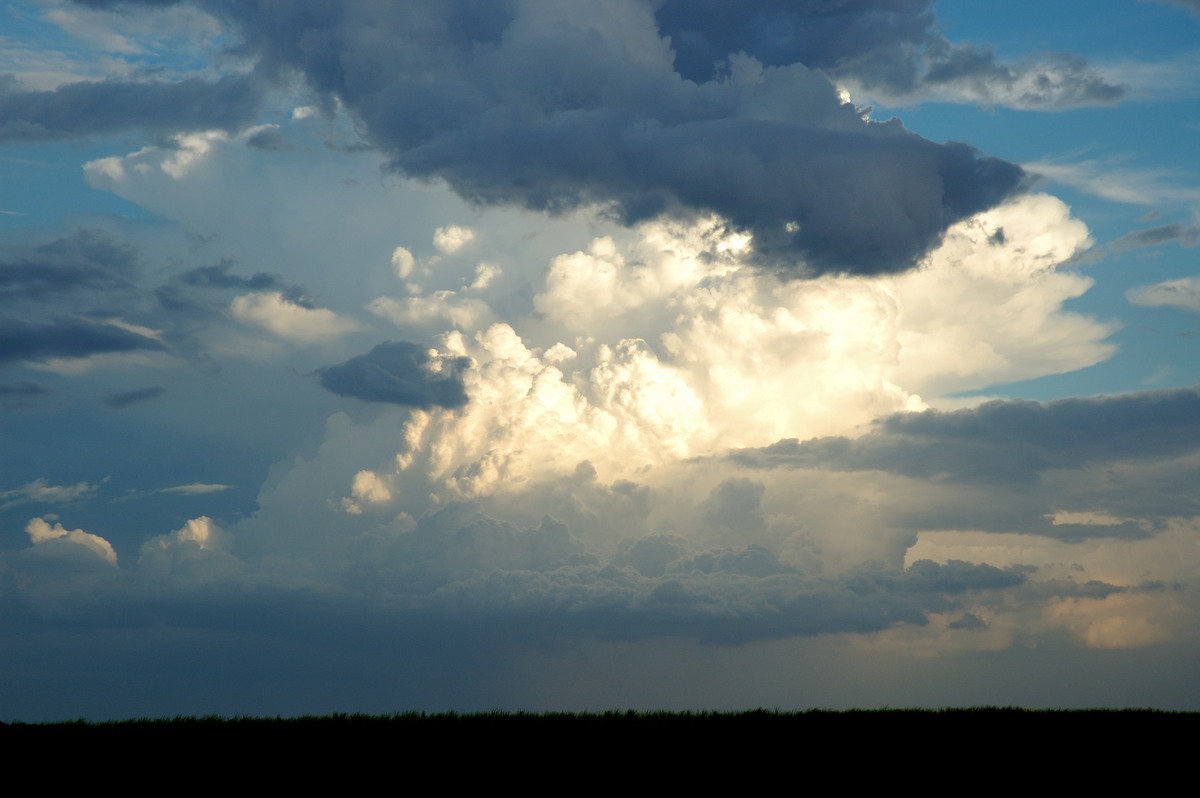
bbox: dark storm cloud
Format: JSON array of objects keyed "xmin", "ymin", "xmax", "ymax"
[
  {"xmin": 244, "ymin": 127, "xmax": 284, "ymax": 151},
  {"xmin": 319, "ymin": 341, "xmax": 470, "ymax": 408},
  {"xmin": 174, "ymin": 261, "xmax": 313, "ymax": 317},
  {"xmin": 1, "ymin": 229, "xmax": 137, "ymax": 301},
  {"xmin": 0, "ymin": 317, "xmax": 162, "ymax": 364},
  {"xmin": 0, "ymin": 72, "xmax": 263, "ymax": 143},
  {"xmin": 180, "ymin": 260, "xmax": 282, "ymax": 291},
  {"xmin": 334, "ymin": 500, "xmax": 1030, "ymax": 645},
  {"xmin": 103, "ymin": 385, "xmax": 166, "ymax": 408},
  {"xmin": 734, "ymin": 386, "xmax": 1200, "ymax": 484},
  {"xmin": 922, "ymin": 47, "xmax": 1125, "ymax": 108},
  {"xmin": 2, "ymin": 230, "xmax": 320, "ymax": 366},
  {"xmin": 0, "ymin": 539, "xmax": 1034, "ymax": 720},
  {"xmin": 655, "ymin": 0, "xmax": 935, "ymax": 84},
  {"xmin": 68, "ymin": 0, "xmax": 1030, "ymax": 275},
  {"xmin": 1110, "ymin": 224, "xmax": 1200, "ymax": 251},
  {"xmin": 727, "ymin": 387, "xmax": 1200, "ymax": 538},
  {"xmin": 0, "ymin": 230, "xmax": 168, "ymax": 365},
  {"xmin": 654, "ymin": 0, "xmax": 1125, "ymax": 107},
  {"xmin": 948, "ymin": 612, "xmax": 986, "ymax": 630}
]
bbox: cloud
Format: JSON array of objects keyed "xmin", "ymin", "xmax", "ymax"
[
  {"xmin": 233, "ymin": 195, "xmax": 1120, "ymax": 593},
  {"xmin": 0, "ymin": 316, "xmax": 165, "ymax": 365},
  {"xmin": 138, "ymin": 515, "xmax": 241, "ymax": 578},
  {"xmin": 1110, "ymin": 224, "xmax": 1200, "ymax": 251},
  {"xmin": 0, "ymin": 380, "xmax": 50, "ymax": 396},
  {"xmin": 655, "ymin": 0, "xmax": 1125, "ymax": 109},
  {"xmin": 0, "ymin": 228, "xmax": 137, "ymax": 300},
  {"xmin": 727, "ymin": 386, "xmax": 1200, "ymax": 541},
  {"xmin": 1147, "ymin": 0, "xmax": 1200, "ymax": 16},
  {"xmin": 916, "ymin": 47, "xmax": 1126, "ymax": 109},
  {"xmin": 4, "ymin": 0, "xmax": 1195, "ymax": 718},
  {"xmin": 157, "ymin": 483, "xmax": 232, "ymax": 495},
  {"xmin": 1, "ymin": 478, "xmax": 100, "ymax": 510},
  {"xmin": 1025, "ymin": 158, "xmax": 1200, "ymax": 206},
  {"xmin": 230, "ymin": 291, "xmax": 362, "ymax": 342},
  {"xmin": 734, "ymin": 386, "xmax": 1200, "ymax": 482},
  {"xmin": 433, "ymin": 225, "xmax": 476, "ymax": 255},
  {"xmin": 0, "ymin": 72, "xmax": 263, "ymax": 142},
  {"xmin": 180, "ymin": 260, "xmax": 283, "ymax": 291},
  {"xmin": 0, "ymin": 229, "xmax": 170, "ymax": 365},
  {"xmin": 368, "ymin": 293, "xmax": 493, "ymax": 332},
  {"xmin": 251, "ymin": 193, "xmax": 1104, "ymax": 570},
  {"xmin": 63, "ymin": 0, "xmax": 1027, "ymax": 276},
  {"xmin": 1127, "ymin": 276, "xmax": 1200, "ymax": 312},
  {"xmin": 318, "ymin": 341, "xmax": 470, "ymax": 408},
  {"xmin": 25, "ymin": 517, "xmax": 117, "ymax": 564},
  {"xmin": 103, "ymin": 385, "xmax": 166, "ymax": 408}
]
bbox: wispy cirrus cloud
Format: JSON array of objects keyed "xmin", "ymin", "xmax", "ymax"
[{"xmin": 0, "ymin": 477, "xmax": 100, "ymax": 510}]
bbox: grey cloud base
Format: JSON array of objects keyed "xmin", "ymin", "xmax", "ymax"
[
  {"xmin": 730, "ymin": 386, "xmax": 1200, "ymax": 537},
  {"xmin": 0, "ymin": 72, "xmax": 262, "ymax": 142},
  {"xmin": 3, "ymin": 383, "xmax": 1196, "ymax": 717},
  {"xmin": 0, "ymin": 231, "xmax": 165, "ymax": 365},
  {"xmin": 49, "ymin": 0, "xmax": 1037, "ymax": 275},
  {"xmin": 318, "ymin": 342, "xmax": 470, "ymax": 408}
]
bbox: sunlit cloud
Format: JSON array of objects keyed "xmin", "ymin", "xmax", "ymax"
[
  {"xmin": 231, "ymin": 291, "xmax": 363, "ymax": 342},
  {"xmin": 1, "ymin": 478, "xmax": 99, "ymax": 510},
  {"xmin": 25, "ymin": 516, "xmax": 117, "ymax": 564}
]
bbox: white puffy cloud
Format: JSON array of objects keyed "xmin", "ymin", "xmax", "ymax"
[
  {"xmin": 137, "ymin": 515, "xmax": 241, "ymax": 579},
  {"xmin": 360, "ymin": 193, "xmax": 1110, "ymax": 506},
  {"xmin": 433, "ymin": 225, "xmax": 476, "ymax": 255},
  {"xmin": 368, "ymin": 292, "xmax": 492, "ymax": 332},
  {"xmin": 87, "ymin": 130, "xmax": 230, "ymax": 183},
  {"xmin": 222, "ymin": 191, "xmax": 1119, "ymax": 611},
  {"xmin": 230, "ymin": 291, "xmax": 362, "ymax": 342},
  {"xmin": 341, "ymin": 469, "xmax": 391, "ymax": 515},
  {"xmin": 25, "ymin": 517, "xmax": 117, "ymax": 564},
  {"xmin": 890, "ymin": 193, "xmax": 1114, "ymax": 397},
  {"xmin": 390, "ymin": 246, "xmax": 416, "ymax": 279}
]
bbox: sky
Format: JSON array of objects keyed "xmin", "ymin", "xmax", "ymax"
[{"xmin": 2, "ymin": 0, "xmax": 1199, "ymax": 721}]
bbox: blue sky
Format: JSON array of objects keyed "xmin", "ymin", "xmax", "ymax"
[{"xmin": 2, "ymin": 0, "xmax": 1200, "ymax": 720}]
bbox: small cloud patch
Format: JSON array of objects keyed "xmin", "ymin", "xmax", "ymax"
[
  {"xmin": 104, "ymin": 385, "xmax": 166, "ymax": 408},
  {"xmin": 318, "ymin": 341, "xmax": 470, "ymax": 408}
]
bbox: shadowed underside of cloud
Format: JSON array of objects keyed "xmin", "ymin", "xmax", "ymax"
[
  {"xmin": 179, "ymin": 260, "xmax": 283, "ymax": 291},
  {"xmin": 0, "ymin": 380, "xmax": 48, "ymax": 396},
  {"xmin": 46, "ymin": 0, "xmax": 1043, "ymax": 276},
  {"xmin": 1110, "ymin": 224, "xmax": 1200, "ymax": 251},
  {"xmin": 2, "ymin": 499, "xmax": 1032, "ymax": 649},
  {"xmin": 734, "ymin": 386, "xmax": 1200, "ymax": 484},
  {"xmin": 0, "ymin": 230, "xmax": 164, "ymax": 365},
  {"xmin": 655, "ymin": 0, "xmax": 1125, "ymax": 109},
  {"xmin": 221, "ymin": 0, "xmax": 1027, "ymax": 275},
  {"xmin": 319, "ymin": 341, "xmax": 470, "ymax": 408},
  {"xmin": 0, "ymin": 316, "xmax": 163, "ymax": 364},
  {"xmin": 331, "ymin": 500, "xmax": 1031, "ymax": 646},
  {"xmin": 0, "ymin": 72, "xmax": 262, "ymax": 143},
  {"xmin": 103, "ymin": 385, "xmax": 166, "ymax": 408}
]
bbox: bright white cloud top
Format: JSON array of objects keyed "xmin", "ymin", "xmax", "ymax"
[{"xmin": 1, "ymin": 0, "xmax": 1199, "ymax": 720}]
